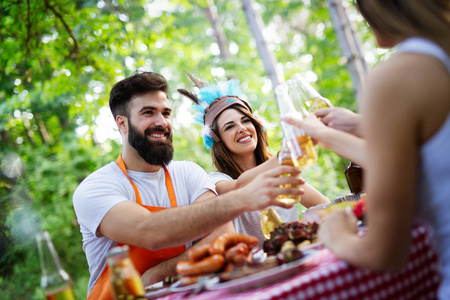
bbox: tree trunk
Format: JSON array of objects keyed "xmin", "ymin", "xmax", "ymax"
[
  {"xmin": 241, "ymin": 0, "xmax": 281, "ymax": 89},
  {"xmin": 35, "ymin": 115, "xmax": 52, "ymax": 145},
  {"xmin": 23, "ymin": 118, "xmax": 36, "ymax": 147},
  {"xmin": 325, "ymin": 0, "xmax": 368, "ymax": 108},
  {"xmin": 203, "ymin": 1, "xmax": 230, "ymax": 59}
]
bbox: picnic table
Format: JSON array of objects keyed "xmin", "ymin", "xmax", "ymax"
[{"xmin": 150, "ymin": 224, "xmax": 440, "ymax": 299}]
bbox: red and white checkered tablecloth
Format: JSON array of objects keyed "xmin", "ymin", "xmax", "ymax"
[{"xmin": 154, "ymin": 224, "xmax": 441, "ymax": 300}]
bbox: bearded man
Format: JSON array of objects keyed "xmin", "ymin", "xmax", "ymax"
[{"xmin": 73, "ymin": 72, "xmax": 303, "ymax": 300}]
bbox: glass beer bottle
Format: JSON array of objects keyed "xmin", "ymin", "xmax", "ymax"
[
  {"xmin": 106, "ymin": 245, "xmax": 145, "ymax": 300},
  {"xmin": 260, "ymin": 207, "xmax": 283, "ymax": 240},
  {"xmin": 276, "ymin": 139, "xmax": 301, "ymax": 205},
  {"xmin": 36, "ymin": 231, "xmax": 76, "ymax": 300},
  {"xmin": 288, "ymin": 74, "xmax": 333, "ymax": 113},
  {"xmin": 275, "ymin": 83, "xmax": 317, "ymax": 169},
  {"xmin": 345, "ymin": 161, "xmax": 364, "ymax": 194}
]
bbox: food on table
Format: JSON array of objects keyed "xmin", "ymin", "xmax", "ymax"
[
  {"xmin": 263, "ymin": 222, "xmax": 319, "ymax": 256},
  {"xmin": 303, "ymin": 193, "xmax": 367, "ymax": 223},
  {"xmin": 325, "ymin": 193, "xmax": 367, "ymax": 220},
  {"xmin": 209, "ymin": 233, "xmax": 258, "ymax": 255},
  {"xmin": 176, "ymin": 254, "xmax": 226, "ymax": 276},
  {"xmin": 174, "ymin": 230, "xmax": 314, "ymax": 287},
  {"xmin": 188, "ymin": 244, "xmax": 210, "ymax": 261},
  {"xmin": 225, "ymin": 242, "xmax": 250, "ymax": 264},
  {"xmin": 175, "ymin": 233, "xmax": 258, "ymax": 285},
  {"xmin": 179, "ymin": 275, "xmax": 203, "ymax": 287}
]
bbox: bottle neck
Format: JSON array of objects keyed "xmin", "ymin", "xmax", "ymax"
[{"xmin": 36, "ymin": 232, "xmax": 64, "ymax": 277}]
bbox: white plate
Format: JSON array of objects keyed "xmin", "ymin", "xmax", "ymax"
[
  {"xmin": 144, "ymin": 281, "xmax": 172, "ymax": 299},
  {"xmin": 170, "ymin": 276, "xmax": 219, "ymax": 293},
  {"xmin": 205, "ymin": 250, "xmax": 316, "ymax": 292}
]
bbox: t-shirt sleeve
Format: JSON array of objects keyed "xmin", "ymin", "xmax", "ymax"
[
  {"xmin": 73, "ymin": 171, "xmax": 132, "ymax": 237},
  {"xmin": 183, "ymin": 162, "xmax": 217, "ymax": 203},
  {"xmin": 208, "ymin": 171, "xmax": 233, "ymax": 185}
]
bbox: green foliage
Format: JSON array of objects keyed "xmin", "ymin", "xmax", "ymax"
[{"xmin": 0, "ymin": 0, "xmax": 384, "ymax": 298}]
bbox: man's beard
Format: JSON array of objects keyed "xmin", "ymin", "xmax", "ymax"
[{"xmin": 127, "ymin": 120, "xmax": 174, "ymax": 166}]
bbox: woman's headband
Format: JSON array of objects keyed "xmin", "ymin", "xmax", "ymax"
[
  {"xmin": 178, "ymin": 72, "xmax": 271, "ymax": 149},
  {"xmin": 204, "ymin": 95, "xmax": 253, "ymax": 142}
]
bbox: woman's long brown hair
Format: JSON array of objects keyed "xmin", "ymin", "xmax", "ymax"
[{"xmin": 210, "ymin": 105, "xmax": 272, "ymax": 179}]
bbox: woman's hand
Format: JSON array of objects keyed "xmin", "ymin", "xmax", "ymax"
[
  {"xmin": 318, "ymin": 209, "xmax": 358, "ymax": 252},
  {"xmin": 281, "ymin": 115, "xmax": 330, "ymax": 147},
  {"xmin": 314, "ymin": 107, "xmax": 363, "ymax": 138}
]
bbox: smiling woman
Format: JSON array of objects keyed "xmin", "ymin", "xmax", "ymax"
[{"xmin": 216, "ymin": 109, "xmax": 258, "ymax": 170}]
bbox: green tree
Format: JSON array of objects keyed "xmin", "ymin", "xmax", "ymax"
[{"xmin": 1, "ymin": 1, "xmax": 386, "ymax": 298}]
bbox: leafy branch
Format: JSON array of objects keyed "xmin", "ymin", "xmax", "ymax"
[{"xmin": 43, "ymin": 0, "xmax": 79, "ymax": 58}]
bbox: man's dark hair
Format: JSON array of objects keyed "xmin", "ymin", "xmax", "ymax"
[{"xmin": 109, "ymin": 72, "xmax": 169, "ymax": 119}]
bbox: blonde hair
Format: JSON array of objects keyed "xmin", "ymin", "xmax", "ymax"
[{"xmin": 356, "ymin": 0, "xmax": 450, "ymax": 44}]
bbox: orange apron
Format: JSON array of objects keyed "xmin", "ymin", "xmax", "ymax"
[{"xmin": 87, "ymin": 155, "xmax": 185, "ymax": 300}]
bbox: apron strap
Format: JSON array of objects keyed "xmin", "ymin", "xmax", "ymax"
[
  {"xmin": 116, "ymin": 154, "xmax": 177, "ymax": 207},
  {"xmin": 163, "ymin": 165, "xmax": 177, "ymax": 208}
]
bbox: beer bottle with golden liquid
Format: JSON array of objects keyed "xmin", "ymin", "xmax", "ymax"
[
  {"xmin": 289, "ymin": 73, "xmax": 333, "ymax": 113},
  {"xmin": 275, "ymin": 83, "xmax": 318, "ymax": 169},
  {"xmin": 36, "ymin": 231, "xmax": 76, "ymax": 300},
  {"xmin": 345, "ymin": 161, "xmax": 364, "ymax": 194},
  {"xmin": 260, "ymin": 207, "xmax": 283, "ymax": 240},
  {"xmin": 106, "ymin": 245, "xmax": 145, "ymax": 300},
  {"xmin": 276, "ymin": 139, "xmax": 302, "ymax": 205}
]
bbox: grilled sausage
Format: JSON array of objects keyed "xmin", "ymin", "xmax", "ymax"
[
  {"xmin": 176, "ymin": 254, "xmax": 225, "ymax": 276},
  {"xmin": 209, "ymin": 233, "xmax": 258, "ymax": 255},
  {"xmin": 188, "ymin": 244, "xmax": 210, "ymax": 262},
  {"xmin": 179, "ymin": 275, "xmax": 200, "ymax": 286},
  {"xmin": 224, "ymin": 242, "xmax": 249, "ymax": 262}
]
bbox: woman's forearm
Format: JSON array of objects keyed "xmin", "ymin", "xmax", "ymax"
[{"xmin": 319, "ymin": 129, "xmax": 366, "ymax": 168}]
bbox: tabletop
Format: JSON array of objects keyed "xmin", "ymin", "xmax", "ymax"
[{"xmin": 149, "ymin": 224, "xmax": 441, "ymax": 300}]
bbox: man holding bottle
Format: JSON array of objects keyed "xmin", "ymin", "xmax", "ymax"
[{"xmin": 72, "ymin": 71, "xmax": 303, "ymax": 299}]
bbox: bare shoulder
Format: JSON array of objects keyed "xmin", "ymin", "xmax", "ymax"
[
  {"xmin": 364, "ymin": 53, "xmax": 449, "ymax": 141},
  {"xmin": 367, "ymin": 53, "xmax": 448, "ymax": 103}
]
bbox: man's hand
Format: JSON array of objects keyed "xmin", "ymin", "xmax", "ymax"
[{"xmin": 239, "ymin": 165, "xmax": 304, "ymax": 211}]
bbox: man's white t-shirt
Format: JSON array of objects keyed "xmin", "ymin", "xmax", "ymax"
[
  {"xmin": 73, "ymin": 160, "xmax": 216, "ymax": 294},
  {"xmin": 208, "ymin": 171, "xmax": 299, "ymax": 247}
]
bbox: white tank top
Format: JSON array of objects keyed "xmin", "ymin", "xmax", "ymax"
[
  {"xmin": 398, "ymin": 37, "xmax": 450, "ymax": 299},
  {"xmin": 396, "ymin": 37, "xmax": 450, "ymax": 73}
]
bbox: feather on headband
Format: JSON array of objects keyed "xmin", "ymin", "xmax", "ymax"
[{"xmin": 178, "ymin": 72, "xmax": 272, "ymax": 149}]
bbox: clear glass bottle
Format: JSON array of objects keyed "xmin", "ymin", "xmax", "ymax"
[
  {"xmin": 36, "ymin": 231, "xmax": 76, "ymax": 300},
  {"xmin": 345, "ymin": 161, "xmax": 364, "ymax": 194},
  {"xmin": 275, "ymin": 83, "xmax": 317, "ymax": 169},
  {"xmin": 106, "ymin": 245, "xmax": 145, "ymax": 300},
  {"xmin": 288, "ymin": 74, "xmax": 333, "ymax": 113},
  {"xmin": 260, "ymin": 207, "xmax": 283, "ymax": 240},
  {"xmin": 276, "ymin": 139, "xmax": 301, "ymax": 205}
]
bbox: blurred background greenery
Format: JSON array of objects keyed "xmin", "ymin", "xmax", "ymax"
[{"xmin": 0, "ymin": 0, "xmax": 390, "ymax": 298}]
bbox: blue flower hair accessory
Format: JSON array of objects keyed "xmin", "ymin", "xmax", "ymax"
[{"xmin": 178, "ymin": 72, "xmax": 272, "ymax": 149}]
